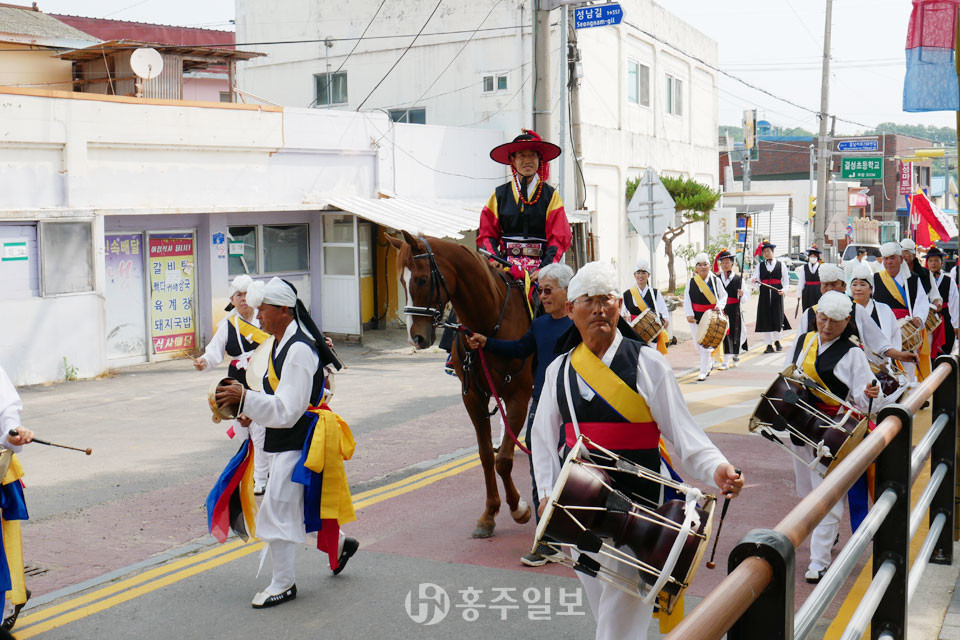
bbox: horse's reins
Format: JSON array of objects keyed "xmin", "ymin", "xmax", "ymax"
[{"xmin": 442, "ymin": 322, "xmax": 531, "ymax": 456}]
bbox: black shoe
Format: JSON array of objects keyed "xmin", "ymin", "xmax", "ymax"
[
  {"xmin": 764, "ymin": 345, "xmax": 775, "ymax": 354},
  {"xmin": 252, "ymin": 584, "xmax": 296, "ymax": 609},
  {"xmin": 834, "ymin": 533, "xmax": 840, "ymax": 547},
  {"xmin": 333, "ymin": 537, "xmax": 359, "ymax": 575},
  {"xmin": 774, "ymin": 341, "xmax": 782, "ymax": 352},
  {"xmin": 1, "ymin": 588, "xmax": 30, "ymax": 630}
]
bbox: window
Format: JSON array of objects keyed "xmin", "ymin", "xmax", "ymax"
[
  {"xmin": 322, "ymin": 214, "xmax": 355, "ymax": 277},
  {"xmin": 389, "ymin": 108, "xmax": 426, "ymax": 124},
  {"xmin": 0, "ymin": 223, "xmax": 39, "ymax": 299},
  {"xmin": 41, "ymin": 221, "xmax": 94, "ymax": 295},
  {"xmin": 219, "ymin": 91, "xmax": 231, "ymax": 103},
  {"xmin": 639, "ymin": 64, "xmax": 650, "ymax": 107},
  {"xmin": 227, "ymin": 224, "xmax": 309, "ymax": 276},
  {"xmin": 626, "ymin": 60, "xmax": 649, "ymax": 107},
  {"xmin": 314, "ymin": 71, "xmax": 348, "ymax": 106},
  {"xmin": 482, "ymin": 73, "xmax": 509, "ymax": 93},
  {"xmin": 264, "ymin": 224, "xmax": 309, "ymax": 273},
  {"xmin": 665, "ymin": 74, "xmax": 683, "ymax": 116},
  {"xmin": 228, "ymin": 225, "xmax": 258, "ymax": 276}
]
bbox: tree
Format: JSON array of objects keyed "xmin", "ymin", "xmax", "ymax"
[{"xmin": 661, "ymin": 177, "xmax": 721, "ymax": 292}]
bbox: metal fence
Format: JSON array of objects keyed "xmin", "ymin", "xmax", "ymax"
[{"xmin": 666, "ymin": 354, "xmax": 959, "ymax": 640}]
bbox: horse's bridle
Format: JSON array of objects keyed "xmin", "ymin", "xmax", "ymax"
[{"xmin": 402, "ymin": 236, "xmax": 452, "ymax": 326}]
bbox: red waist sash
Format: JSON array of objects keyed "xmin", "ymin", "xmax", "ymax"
[
  {"xmin": 564, "ymin": 421, "xmax": 660, "ymax": 451},
  {"xmin": 762, "ymin": 278, "xmax": 782, "ymax": 286},
  {"xmin": 804, "ymin": 280, "xmax": 820, "ymax": 286},
  {"xmin": 692, "ymin": 302, "xmax": 715, "ymax": 312},
  {"xmin": 891, "ymin": 307, "xmax": 909, "ymax": 320}
]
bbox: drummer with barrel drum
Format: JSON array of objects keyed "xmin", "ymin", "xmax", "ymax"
[
  {"xmin": 873, "ymin": 242, "xmax": 929, "ymax": 382},
  {"xmin": 683, "ymin": 253, "xmax": 728, "ymax": 382},
  {"xmin": 782, "ymin": 292, "xmax": 881, "ymax": 583},
  {"xmin": 530, "ymin": 262, "xmax": 743, "ymax": 640},
  {"xmin": 621, "ymin": 258, "xmax": 670, "ymax": 355}
]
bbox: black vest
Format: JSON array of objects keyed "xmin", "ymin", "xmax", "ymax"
[
  {"xmin": 791, "ymin": 332, "xmax": 859, "ymax": 401},
  {"xmin": 557, "ymin": 339, "xmax": 660, "ymax": 506},
  {"xmin": 909, "ymin": 261, "xmax": 934, "ymax": 295},
  {"xmin": 225, "ymin": 317, "xmax": 257, "ymax": 387},
  {"xmin": 720, "ymin": 272, "xmax": 741, "ymax": 309},
  {"xmin": 623, "ymin": 287, "xmax": 656, "ymax": 317},
  {"xmin": 688, "ymin": 275, "xmax": 719, "ymax": 323},
  {"xmin": 873, "ymin": 272, "xmax": 920, "ymax": 314},
  {"xmin": 492, "ymin": 181, "xmax": 558, "ymax": 264},
  {"xmin": 759, "ymin": 260, "xmax": 784, "ymax": 287},
  {"xmin": 801, "ymin": 264, "xmax": 823, "ymax": 310},
  {"xmin": 262, "ymin": 329, "xmax": 325, "ymax": 453}
]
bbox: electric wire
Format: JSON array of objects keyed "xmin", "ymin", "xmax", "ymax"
[{"xmin": 311, "ymin": 0, "xmax": 386, "ymax": 108}]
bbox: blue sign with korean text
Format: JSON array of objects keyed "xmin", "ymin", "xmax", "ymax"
[
  {"xmin": 574, "ymin": 3, "xmax": 624, "ymax": 29},
  {"xmin": 836, "ymin": 139, "xmax": 879, "ymax": 152}
]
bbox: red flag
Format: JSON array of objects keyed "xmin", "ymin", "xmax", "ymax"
[{"xmin": 912, "ymin": 190, "xmax": 954, "ymax": 239}]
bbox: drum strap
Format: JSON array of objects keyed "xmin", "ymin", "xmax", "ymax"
[
  {"xmin": 562, "ymin": 354, "xmax": 583, "ymax": 441},
  {"xmin": 693, "ymin": 275, "xmax": 717, "ymax": 306},
  {"xmin": 799, "ymin": 334, "xmax": 841, "ymax": 407},
  {"xmin": 230, "ymin": 315, "xmax": 271, "ymax": 346},
  {"xmin": 629, "ymin": 287, "xmax": 649, "ymax": 312}
]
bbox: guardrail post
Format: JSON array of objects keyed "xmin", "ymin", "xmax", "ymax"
[
  {"xmin": 932, "ymin": 354, "xmax": 959, "ymax": 560},
  {"xmin": 872, "ymin": 403, "xmax": 912, "ymax": 640},
  {"xmin": 726, "ymin": 529, "xmax": 794, "ymax": 640}
]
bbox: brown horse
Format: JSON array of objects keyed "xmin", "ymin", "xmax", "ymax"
[{"xmin": 388, "ymin": 230, "xmax": 534, "ymax": 538}]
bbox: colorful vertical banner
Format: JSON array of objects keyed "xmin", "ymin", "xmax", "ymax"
[
  {"xmin": 903, "ymin": 0, "xmax": 959, "ymax": 112},
  {"xmin": 148, "ymin": 233, "xmax": 196, "ymax": 354}
]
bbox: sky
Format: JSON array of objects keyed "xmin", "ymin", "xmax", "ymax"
[{"xmin": 34, "ymin": 0, "xmax": 956, "ymax": 134}]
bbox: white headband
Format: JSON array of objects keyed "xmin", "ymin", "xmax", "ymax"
[
  {"xmin": 900, "ymin": 238, "xmax": 917, "ymax": 253},
  {"xmin": 880, "ymin": 242, "xmax": 902, "ymax": 258},
  {"xmin": 633, "ymin": 257, "xmax": 650, "ymax": 273},
  {"xmin": 567, "ymin": 262, "xmax": 620, "ymax": 302},
  {"xmin": 850, "ymin": 263, "xmax": 874, "ymax": 286},
  {"xmin": 694, "ymin": 252, "xmax": 709, "ymax": 266},
  {"xmin": 258, "ymin": 277, "xmax": 297, "ymax": 308},
  {"xmin": 818, "ymin": 263, "xmax": 845, "ymax": 283},
  {"xmin": 229, "ymin": 274, "xmax": 252, "ymax": 295}
]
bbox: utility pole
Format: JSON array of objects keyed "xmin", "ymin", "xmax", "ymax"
[
  {"xmin": 814, "ymin": 0, "xmax": 834, "ymax": 251},
  {"xmin": 558, "ymin": 6, "xmax": 567, "ymax": 205},
  {"xmin": 567, "ymin": 12, "xmax": 584, "ymax": 211},
  {"xmin": 742, "ymin": 150, "xmax": 751, "ymax": 191},
  {"xmin": 533, "ymin": 1, "xmax": 552, "ymax": 139}
]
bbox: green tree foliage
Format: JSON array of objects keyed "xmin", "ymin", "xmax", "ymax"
[{"xmin": 866, "ymin": 122, "xmax": 957, "ymax": 145}]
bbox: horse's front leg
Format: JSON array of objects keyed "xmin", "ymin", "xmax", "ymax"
[
  {"xmin": 496, "ymin": 393, "xmax": 531, "ymax": 524},
  {"xmin": 463, "ymin": 390, "xmax": 501, "ymax": 538}
]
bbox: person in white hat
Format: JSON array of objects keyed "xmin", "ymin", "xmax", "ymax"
[
  {"xmin": 874, "ymin": 242, "xmax": 929, "ymax": 381},
  {"xmin": 621, "ymin": 257, "xmax": 670, "ymax": 355},
  {"xmin": 216, "ymin": 277, "xmax": 355, "ymax": 609},
  {"xmin": 786, "ymin": 263, "xmax": 915, "ymax": 367},
  {"xmin": 785, "ymin": 291, "xmax": 881, "ymax": 584},
  {"xmin": 901, "ymin": 239, "xmax": 943, "ymax": 310},
  {"xmin": 683, "ymin": 253, "xmax": 728, "ymax": 381},
  {"xmin": 531, "ymin": 261, "xmax": 743, "ymax": 640},
  {"xmin": 195, "ymin": 274, "xmax": 270, "ymax": 494},
  {"xmin": 924, "ymin": 247, "xmax": 959, "ymax": 355},
  {"xmin": 849, "ymin": 263, "xmax": 907, "ymax": 358}
]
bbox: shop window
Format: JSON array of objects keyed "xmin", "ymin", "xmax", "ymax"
[
  {"xmin": 264, "ymin": 224, "xmax": 309, "ymax": 273},
  {"xmin": 228, "ymin": 225, "xmax": 258, "ymax": 276},
  {"xmin": 41, "ymin": 220, "xmax": 94, "ymax": 295}
]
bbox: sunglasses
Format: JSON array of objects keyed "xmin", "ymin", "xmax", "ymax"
[{"xmin": 541, "ymin": 287, "xmax": 555, "ymax": 295}]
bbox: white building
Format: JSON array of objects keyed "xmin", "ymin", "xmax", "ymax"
[
  {"xmin": 236, "ymin": 0, "xmax": 720, "ymax": 289},
  {"xmin": 0, "ymin": 85, "xmax": 500, "ymax": 385}
]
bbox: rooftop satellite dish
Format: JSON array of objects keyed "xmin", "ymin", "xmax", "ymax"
[{"xmin": 130, "ymin": 48, "xmax": 163, "ymax": 80}]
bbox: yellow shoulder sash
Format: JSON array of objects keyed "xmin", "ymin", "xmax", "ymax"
[
  {"xmin": 570, "ymin": 343, "xmax": 653, "ymax": 423},
  {"xmin": 800, "ymin": 333, "xmax": 839, "ymax": 406},
  {"xmin": 693, "ymin": 274, "xmax": 717, "ymax": 305},
  {"xmin": 629, "ymin": 287, "xmax": 650, "ymax": 312},
  {"xmin": 878, "ymin": 270, "xmax": 906, "ymax": 308},
  {"xmin": 231, "ymin": 315, "xmax": 271, "ymax": 346}
]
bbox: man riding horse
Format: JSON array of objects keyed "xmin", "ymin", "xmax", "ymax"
[{"xmin": 478, "ymin": 130, "xmax": 572, "ymax": 280}]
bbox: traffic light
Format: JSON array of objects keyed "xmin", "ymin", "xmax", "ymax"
[{"xmin": 808, "ymin": 195, "xmax": 817, "ymax": 219}]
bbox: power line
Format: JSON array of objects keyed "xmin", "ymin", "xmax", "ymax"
[
  {"xmin": 356, "ymin": 0, "xmax": 444, "ymax": 110},
  {"xmin": 312, "ymin": 0, "xmax": 386, "ymax": 108},
  {"xmin": 389, "ymin": 0, "xmax": 504, "ymax": 125}
]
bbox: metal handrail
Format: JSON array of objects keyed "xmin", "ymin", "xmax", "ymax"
[
  {"xmin": 909, "ymin": 463, "xmax": 948, "ymax": 539},
  {"xmin": 794, "ymin": 487, "xmax": 898, "ymax": 639},
  {"xmin": 839, "ymin": 559, "xmax": 897, "ymax": 640},
  {"xmin": 910, "ymin": 412, "xmax": 949, "ymax": 476},
  {"xmin": 665, "ymin": 360, "xmax": 955, "ymax": 640},
  {"xmin": 908, "ymin": 511, "xmax": 948, "ymax": 601}
]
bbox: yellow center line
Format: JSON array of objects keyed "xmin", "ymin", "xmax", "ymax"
[{"xmin": 14, "ymin": 452, "xmax": 484, "ymax": 637}]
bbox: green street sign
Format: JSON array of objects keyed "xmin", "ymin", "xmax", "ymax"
[{"xmin": 840, "ymin": 156, "xmax": 883, "ymax": 180}]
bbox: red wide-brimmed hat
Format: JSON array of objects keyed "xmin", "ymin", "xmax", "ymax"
[{"xmin": 489, "ymin": 129, "xmax": 562, "ymax": 166}]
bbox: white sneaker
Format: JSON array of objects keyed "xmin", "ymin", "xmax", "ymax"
[
  {"xmin": 717, "ymin": 363, "xmax": 728, "ymax": 371},
  {"xmin": 805, "ymin": 566, "xmax": 827, "ymax": 583},
  {"xmin": 697, "ymin": 374, "xmax": 708, "ymax": 382},
  {"xmin": 254, "ymin": 481, "xmax": 266, "ymax": 496}
]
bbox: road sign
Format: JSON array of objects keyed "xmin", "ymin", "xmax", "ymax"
[
  {"xmin": 627, "ymin": 168, "xmax": 675, "ymax": 285},
  {"xmin": 574, "ymin": 3, "xmax": 624, "ymax": 29},
  {"xmin": 840, "ymin": 156, "xmax": 883, "ymax": 180},
  {"xmin": 836, "ymin": 139, "xmax": 879, "ymax": 152}
]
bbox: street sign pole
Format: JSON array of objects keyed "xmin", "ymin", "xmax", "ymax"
[
  {"xmin": 627, "ymin": 167, "xmax": 675, "ymax": 289},
  {"xmin": 647, "ymin": 172, "xmax": 657, "ymax": 286}
]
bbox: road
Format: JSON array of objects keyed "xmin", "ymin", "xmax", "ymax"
[{"xmin": 6, "ymin": 321, "xmax": 957, "ymax": 639}]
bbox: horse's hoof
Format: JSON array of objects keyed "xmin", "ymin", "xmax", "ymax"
[
  {"xmin": 472, "ymin": 524, "xmax": 495, "ymax": 538},
  {"xmin": 511, "ymin": 500, "xmax": 532, "ymax": 524}
]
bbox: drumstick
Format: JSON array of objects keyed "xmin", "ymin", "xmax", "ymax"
[
  {"xmin": 8, "ymin": 429, "xmax": 92, "ymax": 455},
  {"xmin": 706, "ymin": 467, "xmax": 741, "ymax": 570}
]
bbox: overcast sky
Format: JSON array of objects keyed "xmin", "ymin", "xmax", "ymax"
[{"xmin": 37, "ymin": 0, "xmax": 955, "ymax": 133}]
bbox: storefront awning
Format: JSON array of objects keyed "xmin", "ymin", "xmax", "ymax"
[{"xmin": 320, "ymin": 195, "xmax": 483, "ymax": 239}]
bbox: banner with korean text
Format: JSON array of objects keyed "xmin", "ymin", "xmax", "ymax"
[{"xmin": 147, "ymin": 232, "xmax": 197, "ymax": 355}]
